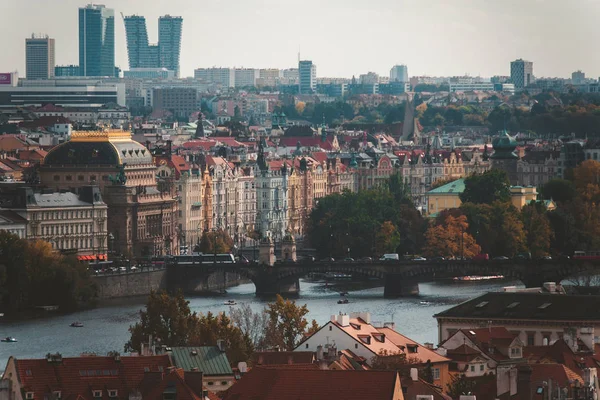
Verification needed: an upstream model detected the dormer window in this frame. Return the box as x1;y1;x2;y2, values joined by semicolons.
350;323;361;330
407;344;418;353
510;347;522;358
25;393;34;400
108;389;118;398
372;333;385;343
93;390;102;398
53;391;62;399
358;335;371;345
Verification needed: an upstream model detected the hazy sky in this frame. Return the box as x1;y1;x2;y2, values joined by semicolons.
2;0;599;79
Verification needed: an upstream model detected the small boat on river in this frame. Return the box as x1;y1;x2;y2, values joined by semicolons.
1;337;17;343
337;299;349;304
70;322;84;328
224;300;237;306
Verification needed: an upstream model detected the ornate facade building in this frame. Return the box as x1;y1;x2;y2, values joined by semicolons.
256;143;288;240
0;185;107;258
40;129;178;257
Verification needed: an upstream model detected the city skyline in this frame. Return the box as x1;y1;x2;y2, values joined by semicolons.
2;0;600;79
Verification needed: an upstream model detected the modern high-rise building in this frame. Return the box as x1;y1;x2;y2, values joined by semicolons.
26;34;55;80
510;59;533;89
55;65;81;77
298;60;316;94
158;16;183;77
79;4;115;77
123;14;183;77
390;65;408;83
572;70;586;85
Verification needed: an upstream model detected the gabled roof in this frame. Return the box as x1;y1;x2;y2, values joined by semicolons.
221;367;400;400
377;327;450;364
13;355;171;400
278;136;336;151
138;367;203;400
446;344;484;362
434;292;600;322
403;377;452;400
169;347;233;376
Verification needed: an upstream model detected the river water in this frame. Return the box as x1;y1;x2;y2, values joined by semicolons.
0;278;523;368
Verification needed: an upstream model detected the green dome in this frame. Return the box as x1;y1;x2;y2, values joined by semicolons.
491;132;518;159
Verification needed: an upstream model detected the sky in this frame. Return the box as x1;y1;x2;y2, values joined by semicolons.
2;0;600;80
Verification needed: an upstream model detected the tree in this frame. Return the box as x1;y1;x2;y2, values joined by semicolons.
230;304;269;350
446;374;476;398
125;290;198;353
371;350;421;378
295;101;306;115
375;221;401;255
196;229;234;254
521;203;553;258
460;169;511;204
188;312;253;365
540;179;576;203
422;360;434;384
388;173;411;203
265;295;318;351
573;160;600;203
422;215;481;259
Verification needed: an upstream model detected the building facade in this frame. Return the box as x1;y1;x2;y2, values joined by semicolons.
234;68;259;88
299;60;316;94
158;15;183;77
194;68;235;87
390;65;409;83
79;4;115;77
25;35;55;80
0;185;107;257
152;87;197;119
40;129;177;257
510;59;534;89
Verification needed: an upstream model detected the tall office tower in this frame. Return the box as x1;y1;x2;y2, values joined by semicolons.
158;15;183;77
79;4;115;77
298;60;316;94
390;65;408;83
123;15;158;69
572;70;586;85
26;34;55;79
510;59;534;90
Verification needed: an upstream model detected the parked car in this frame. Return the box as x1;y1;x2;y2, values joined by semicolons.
380;253;400;261
130;266;138;272
493;256;509;260
343;257;355;262
412;257;427;261
541;255;553;260
119;267;127;273
473;253;489;261
431;256;445;261
360;257;373;262
320;257;335;262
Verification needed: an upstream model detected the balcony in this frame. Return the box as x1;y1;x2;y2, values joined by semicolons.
191;202;202;208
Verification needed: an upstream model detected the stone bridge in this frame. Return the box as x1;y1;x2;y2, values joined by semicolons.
166;259;600;298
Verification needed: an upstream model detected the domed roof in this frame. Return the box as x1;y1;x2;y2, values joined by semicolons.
491;131;518;159
43;130;153;166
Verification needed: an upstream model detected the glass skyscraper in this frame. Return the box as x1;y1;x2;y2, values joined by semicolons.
79;4;115;77
123;14;183;77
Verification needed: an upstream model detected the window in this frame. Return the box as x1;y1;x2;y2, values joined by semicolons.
26;393;34;400
305;343;309;349
355;343;358;349
433;368;440;380
53;175;60;181
78;175;84;181
108;390;118;398
480;364;484;371
93;391;102;398
221;381;228;386
329;326;332;331
66;175;72;181
527;334;535;346
144;367;150;372
208;382;214;386
26;369;32;376
470;365;475;372
53;391;62;399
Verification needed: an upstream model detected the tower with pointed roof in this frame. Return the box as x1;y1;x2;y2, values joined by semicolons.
490;131;519;185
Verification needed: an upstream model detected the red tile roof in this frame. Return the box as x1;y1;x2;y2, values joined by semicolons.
279;136;335;151
403;377;452;400
12;354;171;400
139;367;203;400
221;367;400;400
252;351;315;366
181;140;217;150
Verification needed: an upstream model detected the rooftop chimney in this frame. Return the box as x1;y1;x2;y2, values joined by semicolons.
217;339;226;352
410;368;418;381
316;345;324;361
336;313;350;327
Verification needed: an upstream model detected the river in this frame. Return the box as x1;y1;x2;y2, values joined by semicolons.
0;278;523;368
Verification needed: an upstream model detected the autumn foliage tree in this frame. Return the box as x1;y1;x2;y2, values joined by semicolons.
376;221;401;255
195;229;234;254
521;203;553;258
265;294;319;351
423;215;481;259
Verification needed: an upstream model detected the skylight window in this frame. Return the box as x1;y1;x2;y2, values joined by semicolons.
538;303;552;309
507;302;520;309
476;301;488;308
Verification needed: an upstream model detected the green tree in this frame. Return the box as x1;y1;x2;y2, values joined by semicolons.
388;173;411;203
265;295;318;351
540;179;576;203
125;290;198;353
460;169;511;204
375;221;401;255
